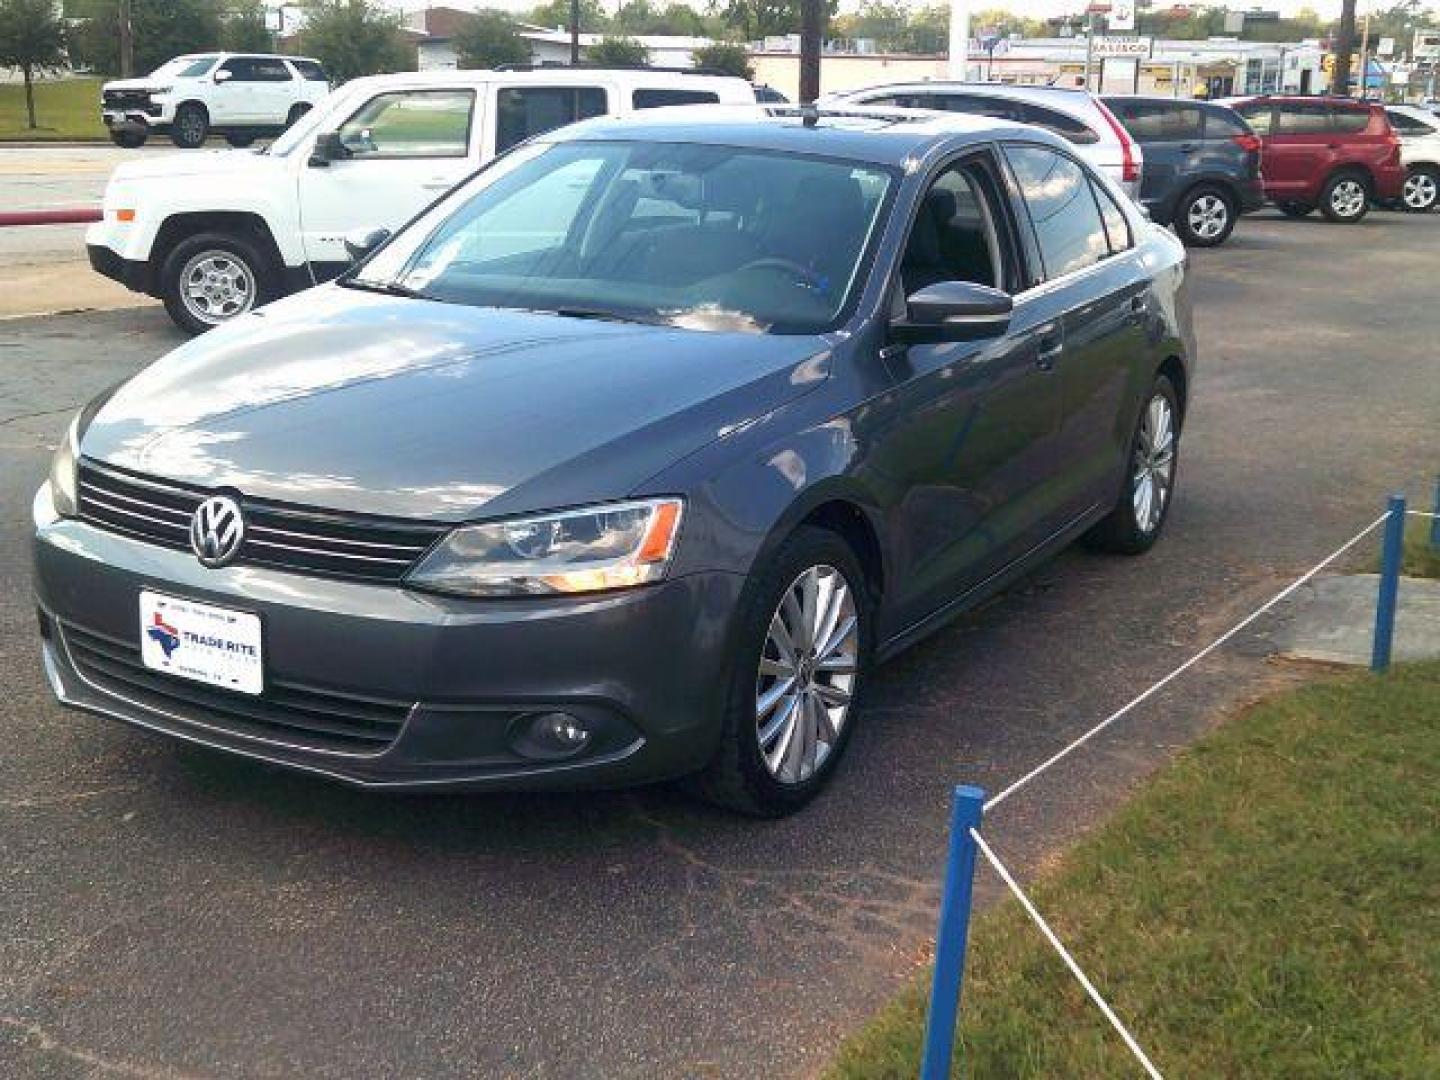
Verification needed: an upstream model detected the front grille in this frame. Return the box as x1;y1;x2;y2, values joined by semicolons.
61;620;412;755
77;459;446;584
103;89;151;110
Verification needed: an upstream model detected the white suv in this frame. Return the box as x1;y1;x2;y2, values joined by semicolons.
1385;105;1440;213
101;52;331;150
822;83;1144;201
89;67;756;333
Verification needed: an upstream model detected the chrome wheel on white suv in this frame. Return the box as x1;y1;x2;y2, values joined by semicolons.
159;231;273;335
1402;167;1439;212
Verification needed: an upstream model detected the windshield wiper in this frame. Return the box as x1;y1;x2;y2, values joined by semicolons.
343;278;433;301
545;306;665;326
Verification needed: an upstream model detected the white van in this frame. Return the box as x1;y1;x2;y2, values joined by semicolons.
87;67;756;333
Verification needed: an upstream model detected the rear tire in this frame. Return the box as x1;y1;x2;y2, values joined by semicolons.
1173;184;1235;247
224;131;257;148
109;128;146;149
1319;171;1370;223
1084;374;1181;555
690;526;872;817
170;103;209;149
1402;165;1439;213
1277;201;1314;218
159;231;274;335
285;103;311;129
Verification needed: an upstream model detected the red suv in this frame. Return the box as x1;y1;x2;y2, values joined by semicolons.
1224;96;1404;222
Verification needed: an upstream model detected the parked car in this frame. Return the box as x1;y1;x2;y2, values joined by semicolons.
87;67;756;334
1220;95;1405;222
1102;96;1264;246
39;106;1194;816
1384;105;1440;212
821;82;1145;201
101;52;330;149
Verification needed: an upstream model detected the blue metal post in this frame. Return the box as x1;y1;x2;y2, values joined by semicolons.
1372;494;1406;673
920;785;985;1080
1430;476;1439;551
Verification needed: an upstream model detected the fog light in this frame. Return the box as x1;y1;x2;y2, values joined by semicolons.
511;711;592;760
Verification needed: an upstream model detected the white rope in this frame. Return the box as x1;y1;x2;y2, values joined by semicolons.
984;511;1390;813
1406;510;1438;519
971;828;1165;1080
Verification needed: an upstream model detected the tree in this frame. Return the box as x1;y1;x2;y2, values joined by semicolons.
528;0;607;32
718;0;836;43
693;41;753;79
455;9;530;69
0;0;66;129
221;1;273;53
613;1;707;36
297;0;413;84
586;35;649;65
68;0;223;77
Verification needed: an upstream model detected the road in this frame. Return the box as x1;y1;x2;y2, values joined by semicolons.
2;211;1438;1078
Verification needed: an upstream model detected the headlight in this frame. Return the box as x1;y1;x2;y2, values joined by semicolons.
48;414;81;518
407;498;684;597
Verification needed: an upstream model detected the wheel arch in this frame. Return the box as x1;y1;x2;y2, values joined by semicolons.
749;484;889;606
1157;354;1189;427
151;211;287;294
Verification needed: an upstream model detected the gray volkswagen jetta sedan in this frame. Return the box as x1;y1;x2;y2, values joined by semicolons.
34;106;1194;815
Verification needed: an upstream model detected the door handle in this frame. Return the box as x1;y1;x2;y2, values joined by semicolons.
422;178;452;191
1036;337;1064;371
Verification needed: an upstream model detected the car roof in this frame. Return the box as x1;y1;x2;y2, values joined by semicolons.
544;104;1059;165
173;52;323;64
1223;94;1376;108
834;82;1102;112
1103;94;1234;112
341;68;749;92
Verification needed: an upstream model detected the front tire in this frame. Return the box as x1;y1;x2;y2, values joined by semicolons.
224;131;257;148
1173;184;1235;247
170;103;209;149
1085;374;1180;555
159;231;273;335
109;128;146;149
285;103;311;129
1402;166;1439;213
1319;172;1370;223
692;526;871;816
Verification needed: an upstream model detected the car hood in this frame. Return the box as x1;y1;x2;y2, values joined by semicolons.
108;148;279;184
81;287;832;522
102;77;172;93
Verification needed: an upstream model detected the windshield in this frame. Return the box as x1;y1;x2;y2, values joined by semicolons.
351;140;895;334
151;55;217;79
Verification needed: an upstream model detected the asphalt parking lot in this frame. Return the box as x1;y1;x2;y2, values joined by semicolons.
2;209;1438;1078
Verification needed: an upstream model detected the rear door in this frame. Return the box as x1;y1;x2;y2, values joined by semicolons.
1003;142;1151;521
1267;102;1334;199
247;56;297;124
1107;100;1204;220
488;84;609;158
296;87;480;272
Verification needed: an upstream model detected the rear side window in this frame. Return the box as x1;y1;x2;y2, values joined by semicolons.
1110;102;1204;142
1331;108;1371;134
1092;182;1131;253
1276;103;1332;134
338;89;475;159
1004;144;1110;279
1019;103;1099;145
633;88;720;109
250;58;293;82
291;59;329;82
1203;108;1250;139
1233;102;1273;135
1390;110;1438;135
496;86;607;154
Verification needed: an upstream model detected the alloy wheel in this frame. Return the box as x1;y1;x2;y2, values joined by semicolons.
1330;178;1367;219
180;251;256;325
1132;393;1176;535
755;564;858;785
1186;193;1229;241
1403;171;1438;211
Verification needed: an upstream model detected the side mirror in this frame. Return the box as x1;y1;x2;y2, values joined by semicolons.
308;130;349;167
214;68;233;84
344;227;391;263
892;281;1013;343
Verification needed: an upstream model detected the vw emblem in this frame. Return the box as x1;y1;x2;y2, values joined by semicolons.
189;495;246;567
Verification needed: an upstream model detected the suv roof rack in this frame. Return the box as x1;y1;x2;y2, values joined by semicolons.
492;63;734;78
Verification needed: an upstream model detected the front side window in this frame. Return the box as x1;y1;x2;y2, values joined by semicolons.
496;87;607;154
1004;144;1110;279
219;58;259;82
900;160;1010;295
338;90;475;159
155;56;218;79
352;140;895;334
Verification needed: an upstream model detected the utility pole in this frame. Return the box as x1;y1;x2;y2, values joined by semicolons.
569;0;580;65
948;0;970;80
119;0;134;78
1083;9;1096;89
1357;12;1371;99
1333;0;1357;95
799;0;823;102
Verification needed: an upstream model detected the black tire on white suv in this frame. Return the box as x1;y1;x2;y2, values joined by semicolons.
171;103;209;149
110;128;146;149
159;231;275;335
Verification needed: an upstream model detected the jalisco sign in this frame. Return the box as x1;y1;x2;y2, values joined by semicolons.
1091;36;1154;58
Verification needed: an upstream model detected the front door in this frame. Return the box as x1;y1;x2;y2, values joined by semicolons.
295;87;480;274
874;151;1063;633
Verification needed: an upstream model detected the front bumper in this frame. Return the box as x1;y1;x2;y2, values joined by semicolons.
88;242;152;294
34;492;746;791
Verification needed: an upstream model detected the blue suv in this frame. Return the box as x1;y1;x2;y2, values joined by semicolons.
1105;96;1266;247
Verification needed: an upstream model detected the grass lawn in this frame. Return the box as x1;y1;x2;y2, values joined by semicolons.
0;77;107;141
829;661;1440;1078
1400;527;1440;580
